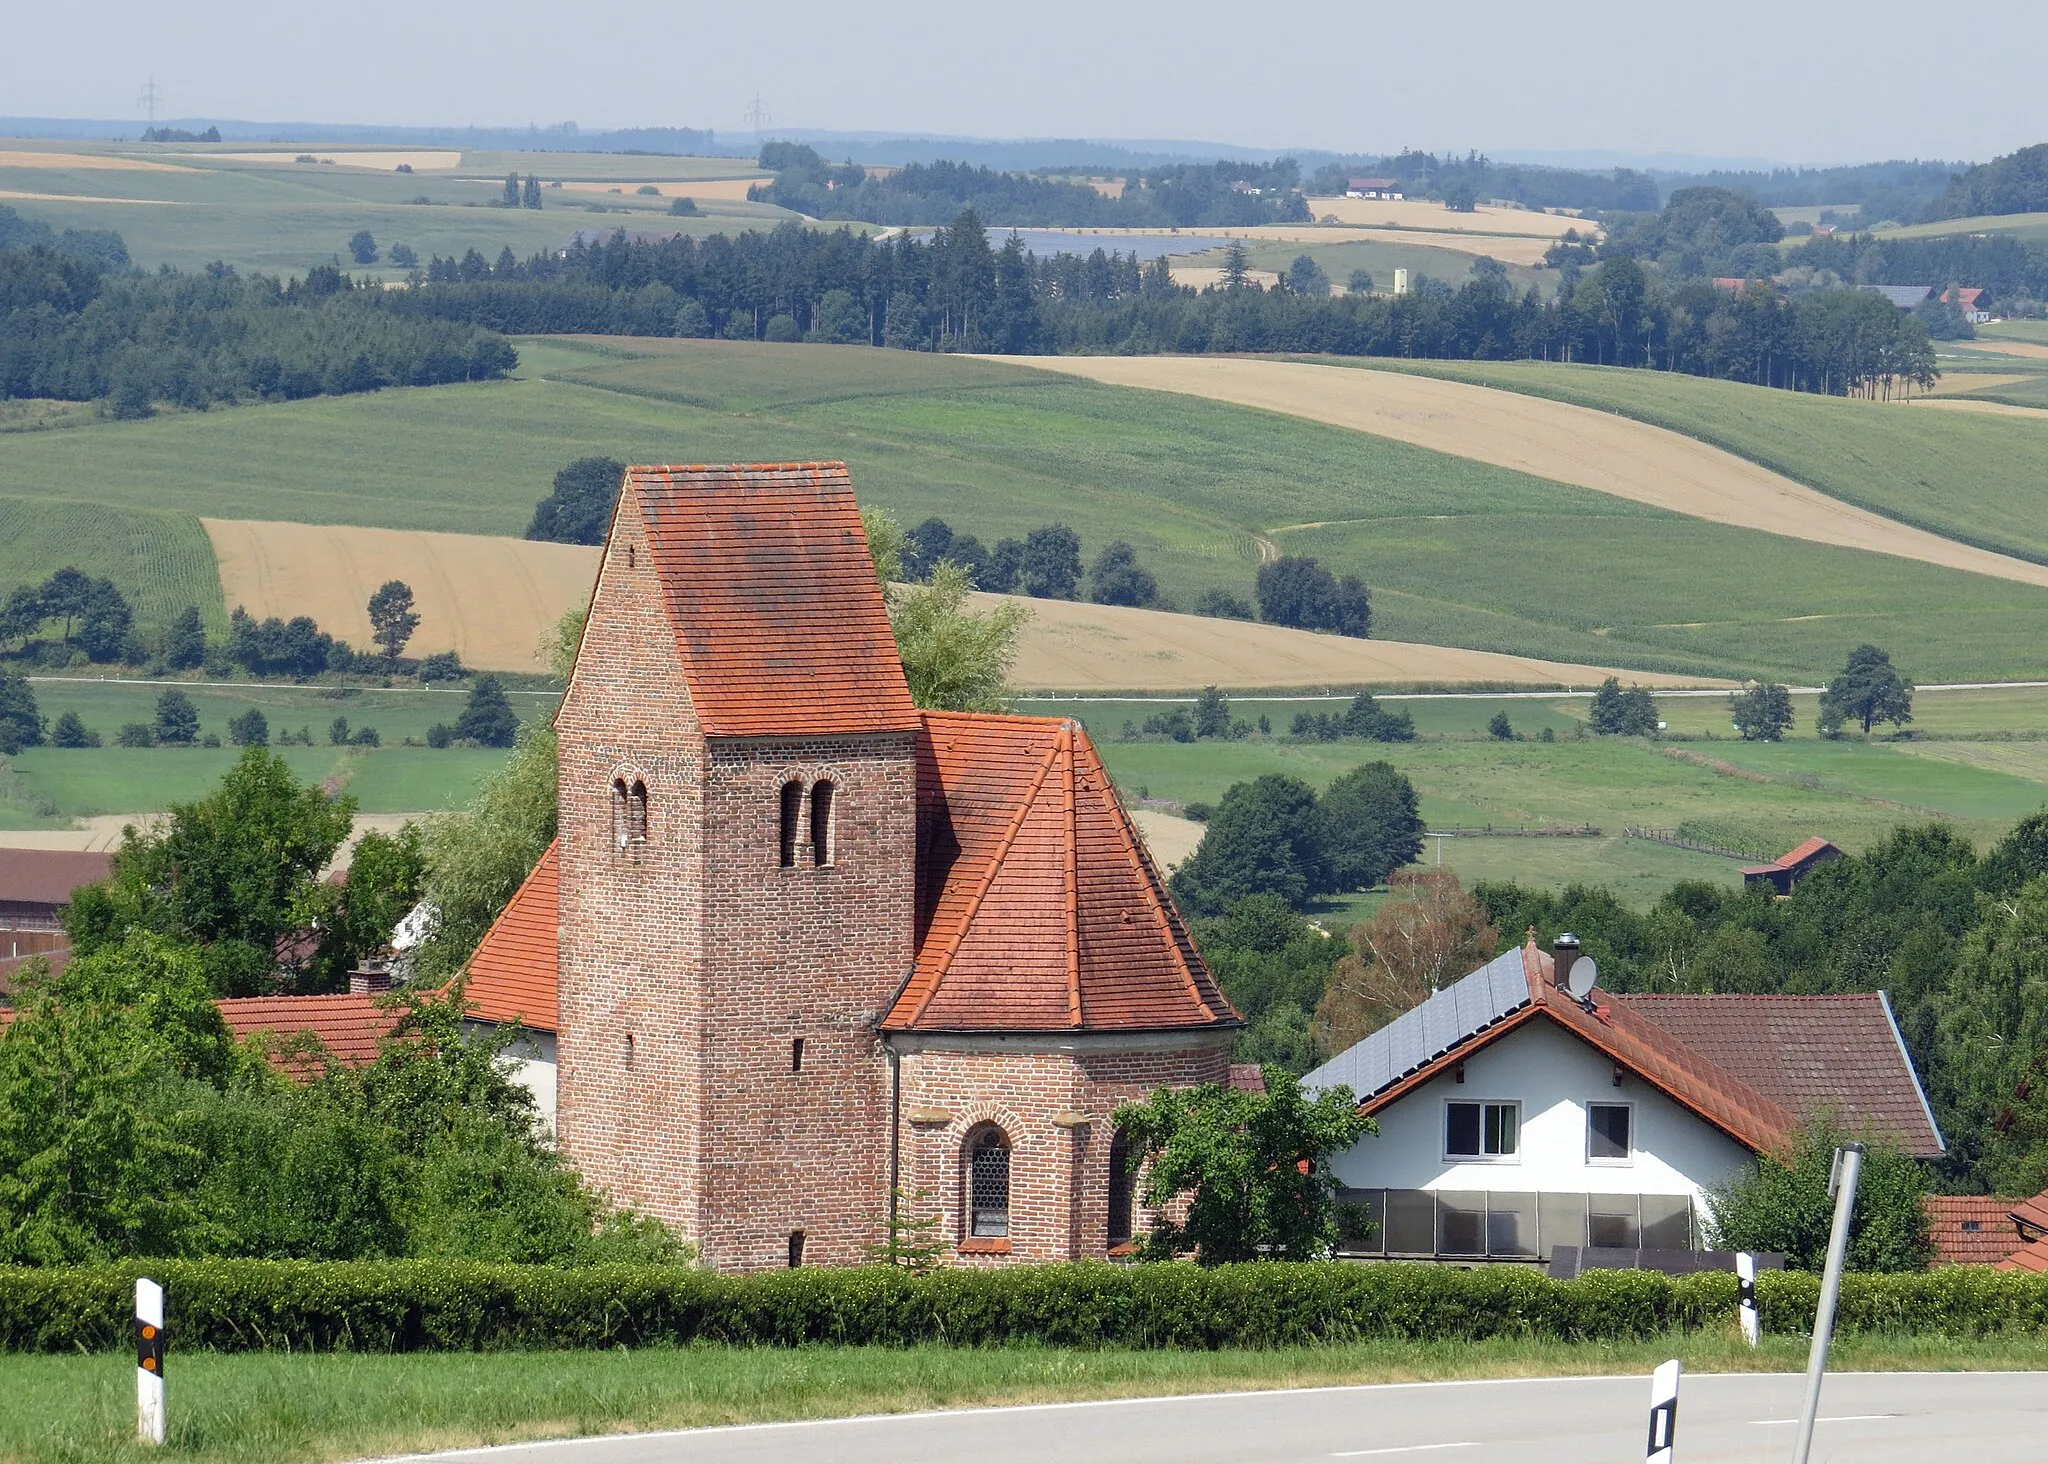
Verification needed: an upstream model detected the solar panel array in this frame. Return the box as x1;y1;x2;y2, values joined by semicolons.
1303;947;1532;1100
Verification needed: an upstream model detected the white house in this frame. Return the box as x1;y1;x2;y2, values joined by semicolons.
1304;933;1943;1263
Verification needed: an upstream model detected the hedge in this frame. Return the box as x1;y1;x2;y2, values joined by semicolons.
5;1261;2046;1353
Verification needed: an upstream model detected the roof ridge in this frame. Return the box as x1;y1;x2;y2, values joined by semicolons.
1062;723;1082;1029
895;735;1067;1030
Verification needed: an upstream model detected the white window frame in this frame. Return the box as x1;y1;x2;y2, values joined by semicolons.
1587;1101;1634;1166
1443;1099;1521;1163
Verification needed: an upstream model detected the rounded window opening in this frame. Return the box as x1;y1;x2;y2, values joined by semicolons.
966;1124;1012;1239
778;780;804;868
809;780;835;867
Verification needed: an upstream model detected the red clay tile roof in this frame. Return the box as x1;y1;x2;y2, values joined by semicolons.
627;463;920;738
2000;1239;2048;1272
2008;1188;2048;1238
461;842;559;1031
1925;1195;2024;1265
1616;992;1943;1157
1353;939;1798;1156
0;849;113;907
216;993;401;1065
1740;837;1843;877
886;712;1237;1034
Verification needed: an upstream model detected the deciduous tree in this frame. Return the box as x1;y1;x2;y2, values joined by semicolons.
1818;644;1913;736
1314;870;1496;1056
367;580;421;663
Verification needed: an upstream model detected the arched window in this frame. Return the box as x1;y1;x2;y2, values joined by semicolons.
627;779;649;845
1107;1128;1136;1247
809;780;835;867
966;1125;1012;1239
778;780;804;867
610;779;630;849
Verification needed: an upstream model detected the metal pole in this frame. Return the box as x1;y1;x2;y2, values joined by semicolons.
1790;1144;1862;1464
1646;1358;1680;1463
136;1276;165;1445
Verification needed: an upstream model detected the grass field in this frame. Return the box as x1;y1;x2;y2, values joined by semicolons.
1230;236;1551;297
1345;357;2048;571
0;495;223;637
5;1335;2039;1464
1878;210;2048;245
0;142;790;278
13;338;2048;684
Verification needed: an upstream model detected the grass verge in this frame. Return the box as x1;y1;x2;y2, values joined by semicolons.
8;1335;2046;1464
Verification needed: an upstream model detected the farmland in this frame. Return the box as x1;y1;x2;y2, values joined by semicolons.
11;338;2048;684
0;495;222;637
1335;356;2048;570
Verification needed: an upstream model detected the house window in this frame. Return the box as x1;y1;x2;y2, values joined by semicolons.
1107;1129;1135;1246
778;780;804;867
1589;1103;1632;1163
809;780;835;866
1445;1101;1519;1160
967;1125;1012;1238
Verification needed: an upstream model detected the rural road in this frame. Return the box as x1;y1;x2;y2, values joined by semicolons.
371;1370;2048;1463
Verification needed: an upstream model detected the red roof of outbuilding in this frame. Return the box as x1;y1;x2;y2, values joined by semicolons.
887;712;1236;1034
0;849;113;907
216;993;399;1065
1616;992;1943;1157
461;843;558;1029
1925;1195;2022;1266
1740;837;1843;878
628;463;920;738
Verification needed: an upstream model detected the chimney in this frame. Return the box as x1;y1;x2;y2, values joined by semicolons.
349;961;393;996
1551;933;1580;991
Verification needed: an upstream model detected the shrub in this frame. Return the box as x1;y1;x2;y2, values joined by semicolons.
426;722;455;749
416;651;466;684
763;313;802;342
116;723;154;748
6;1260;2046;1353
50;711;100;748
226;708;269;748
152;690;199;746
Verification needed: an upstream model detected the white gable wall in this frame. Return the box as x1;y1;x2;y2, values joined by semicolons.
1326;1019;1754;1209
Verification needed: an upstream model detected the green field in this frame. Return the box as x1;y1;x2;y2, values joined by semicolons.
6;1336;2041;1464
0;144;791;279
12;337;2048;683
1878;210;2048;245
0;496;222;637
1335;357;2048;570
1221;237;1549;298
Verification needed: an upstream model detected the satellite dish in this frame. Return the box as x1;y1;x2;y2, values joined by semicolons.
1567;956;1598;1002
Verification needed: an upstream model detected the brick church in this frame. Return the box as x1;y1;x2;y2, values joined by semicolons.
462;462;1240;1272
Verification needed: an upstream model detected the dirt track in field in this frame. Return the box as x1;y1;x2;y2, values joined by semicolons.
200;518;1726;687
994;355;2048;591
0;150;199;172
204;519;600;673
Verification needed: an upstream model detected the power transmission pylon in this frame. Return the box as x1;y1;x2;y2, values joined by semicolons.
139;77;164;127
744;92;770;139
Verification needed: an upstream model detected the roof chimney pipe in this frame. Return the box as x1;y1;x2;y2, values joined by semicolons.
1551;933;1580;991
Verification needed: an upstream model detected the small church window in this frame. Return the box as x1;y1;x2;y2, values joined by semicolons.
779;781;804;867
787;1230;806;1268
791;1037;805;1073
967;1125;1012;1239
611;779;630;849
1107;1128;1135;1247
627;780;649;844
810;780;836;867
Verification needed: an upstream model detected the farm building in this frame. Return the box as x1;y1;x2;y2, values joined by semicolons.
1740;837;1844;894
452;462;1237;1272
1941;286;1993;323
1345;177;1404;199
0;849;113;994
1863;284;1936;309
1303;932;1940;1264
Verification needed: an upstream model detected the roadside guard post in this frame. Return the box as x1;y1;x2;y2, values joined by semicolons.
1647;1358;1680;1463
1737;1251;1760;1347
136;1276;166;1445
1791;1143;1863;1464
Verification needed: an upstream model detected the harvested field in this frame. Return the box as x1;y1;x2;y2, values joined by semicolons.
979;592;1728;692
0;190;185;205
204;519;599;673
0;149;197;172
996;356;2048;591
1960;339;2048;362
1015;225;1555;266
191;150;464;171
1129;810;1203;871
1169;265;1282;291
1308;198;1588;236
1910;398;2048;419
548;177;760;201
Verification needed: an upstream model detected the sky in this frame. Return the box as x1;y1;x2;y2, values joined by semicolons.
4;0;2043;166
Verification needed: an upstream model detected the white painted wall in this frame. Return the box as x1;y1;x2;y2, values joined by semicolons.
465;1020;558;1132
1325;1019;1753;1209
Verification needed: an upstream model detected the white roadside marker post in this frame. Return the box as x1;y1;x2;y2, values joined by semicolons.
1790;1143;1863;1464
1737;1251;1760;1347
136;1276;166;1445
1647;1358;1680;1463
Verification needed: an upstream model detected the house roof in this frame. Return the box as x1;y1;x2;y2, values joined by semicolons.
1348;177;1398;189
1303;936;1798;1154
1616;992;1944;1157
1739;837;1844;879
886;712;1236;1034
458;716;1236;1040
1925;1195;2022;1266
461;842;559;1029
0;849;113;907
626;462;920;739
1864;284;1935;308
216;993;400;1066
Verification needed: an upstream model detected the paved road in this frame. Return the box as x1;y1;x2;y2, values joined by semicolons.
376;1370;2048;1464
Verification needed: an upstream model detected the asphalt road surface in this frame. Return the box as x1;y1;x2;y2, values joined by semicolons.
375;1370;2048;1464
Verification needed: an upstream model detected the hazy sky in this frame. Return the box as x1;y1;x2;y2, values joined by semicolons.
5;0;2042;165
